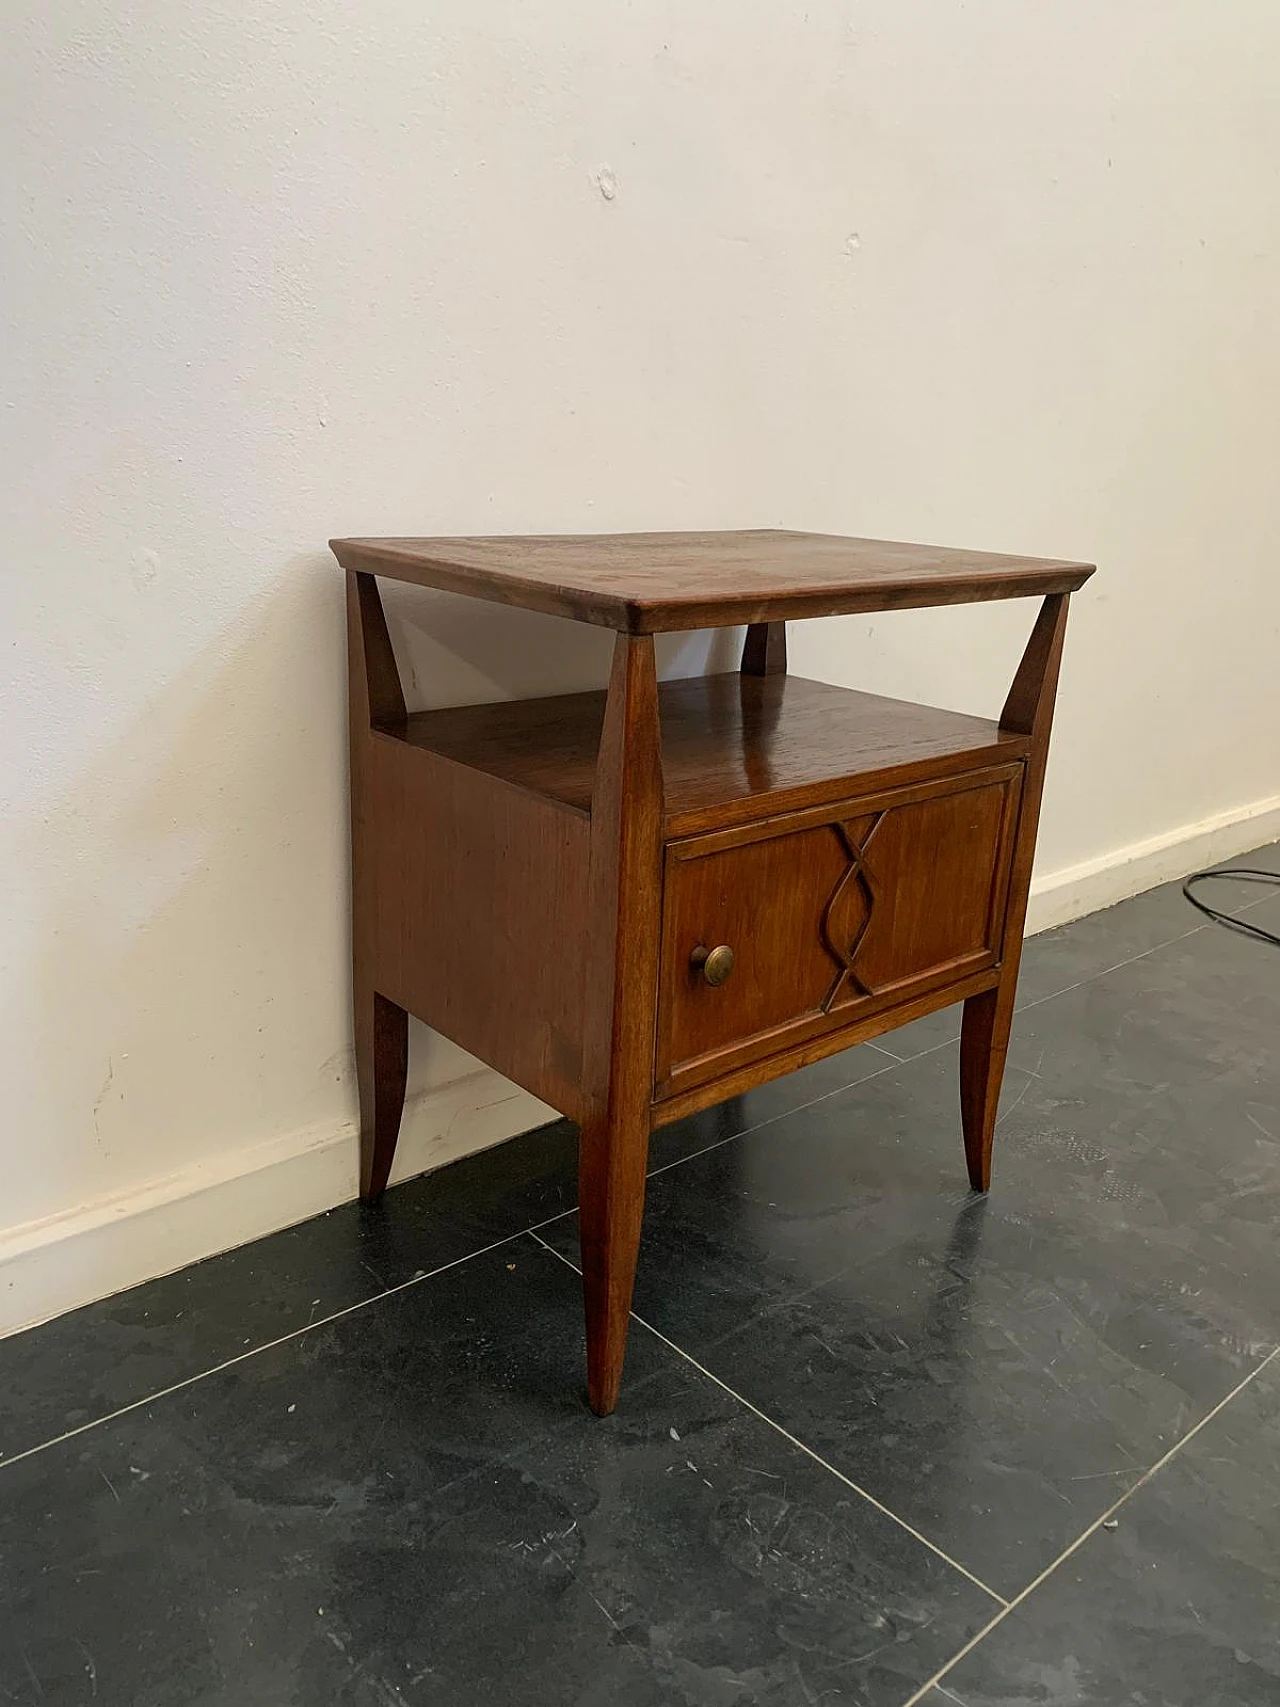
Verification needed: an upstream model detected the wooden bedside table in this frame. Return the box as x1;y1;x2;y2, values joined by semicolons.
331;530;1094;1414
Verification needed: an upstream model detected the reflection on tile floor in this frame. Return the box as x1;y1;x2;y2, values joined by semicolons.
0;847;1276;1704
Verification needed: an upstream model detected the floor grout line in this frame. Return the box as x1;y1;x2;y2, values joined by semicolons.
888;911;1250;1074
644;1057;907;1180
4;869;1271;1480
833;930;1208;1077
894;1342;1280;1707
0;879;1272;1688
0;933;1193;1473
0;1229;535;1476
527;1230;1011;1610
866;1039;907;1062
1012;928;1207;1022
0;1066;902;1472
1005;871;1277;1027
0;909;1123;1472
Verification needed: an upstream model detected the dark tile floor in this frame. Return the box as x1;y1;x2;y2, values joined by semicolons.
1;846;1277;1705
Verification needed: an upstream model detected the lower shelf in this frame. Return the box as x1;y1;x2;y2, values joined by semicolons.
399;672;1029;834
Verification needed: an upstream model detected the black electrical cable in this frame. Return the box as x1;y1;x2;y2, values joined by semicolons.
1182;868;1280;947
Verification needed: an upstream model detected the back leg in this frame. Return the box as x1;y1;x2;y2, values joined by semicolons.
355;988;408;1200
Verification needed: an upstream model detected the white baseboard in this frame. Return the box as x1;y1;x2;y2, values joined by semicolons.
1026;789;1280;936
0;1071;555;1340
2;791;1276;1343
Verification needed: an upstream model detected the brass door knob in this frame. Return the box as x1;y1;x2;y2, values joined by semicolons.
691;943;735;987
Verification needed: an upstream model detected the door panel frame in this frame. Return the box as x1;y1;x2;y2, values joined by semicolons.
653;762;1024;1100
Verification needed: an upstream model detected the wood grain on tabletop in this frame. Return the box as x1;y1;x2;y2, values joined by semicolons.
330;530;1095;632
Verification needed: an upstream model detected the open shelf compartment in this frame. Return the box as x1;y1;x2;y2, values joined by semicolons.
393;672;1030;836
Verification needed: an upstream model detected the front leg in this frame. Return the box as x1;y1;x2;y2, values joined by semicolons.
579;631;664;1415
960;592;1070;1189
579;1095;651;1416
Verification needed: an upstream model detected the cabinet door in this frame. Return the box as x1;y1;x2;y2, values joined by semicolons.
655;764;1022;1099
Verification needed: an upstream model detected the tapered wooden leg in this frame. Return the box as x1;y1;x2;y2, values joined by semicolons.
961;592;1072;1191
578;1103;650;1416
741;621;786;676
355;988;408;1201
579;633;664;1416
347;568;409;1203
959;982;1015;1191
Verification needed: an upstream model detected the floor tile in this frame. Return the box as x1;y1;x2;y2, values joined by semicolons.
879;840;1278;1065
0;1240;993;1707
2;841;1275;1704
0;1041;896;1468
3;1052;885;1471
647;1044;902;1173
1212;836;1280;876
0;1115;577;1466
543;891;1280;1596
873;875;1200;1063
1003;889;1280;1177
938;1353;1280;1706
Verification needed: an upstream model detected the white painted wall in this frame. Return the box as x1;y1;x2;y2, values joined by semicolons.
4;0;1279;1330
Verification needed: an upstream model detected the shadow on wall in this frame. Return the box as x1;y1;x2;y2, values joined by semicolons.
10;553;742;1256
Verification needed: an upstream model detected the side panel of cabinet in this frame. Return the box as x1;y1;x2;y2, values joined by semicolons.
367;733;592;1121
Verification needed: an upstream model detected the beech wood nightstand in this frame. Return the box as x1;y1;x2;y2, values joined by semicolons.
331;530;1094;1414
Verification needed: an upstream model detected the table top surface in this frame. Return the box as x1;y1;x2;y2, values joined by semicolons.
331;529;1094;633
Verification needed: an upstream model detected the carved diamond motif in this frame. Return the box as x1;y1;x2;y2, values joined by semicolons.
820;813;884;1009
